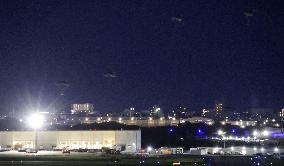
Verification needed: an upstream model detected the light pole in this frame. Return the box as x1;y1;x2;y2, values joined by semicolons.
218;130;226;148
28;113;44;152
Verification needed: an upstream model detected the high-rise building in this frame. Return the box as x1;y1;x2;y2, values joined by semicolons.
150;105;163;118
280;108;284;117
171;106;189;118
71;103;94;114
215;102;223;113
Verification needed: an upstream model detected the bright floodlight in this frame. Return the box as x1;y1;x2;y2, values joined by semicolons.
217;130;224;135
147;146;152;152
252;130;259;137
28;113;44;129
262;130;269;137
260;147;264;152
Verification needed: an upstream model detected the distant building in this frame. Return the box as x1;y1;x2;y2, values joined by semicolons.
280;109;284;117
122;107;136;117
181;117;214;125
201;108;209;117
71;103;94;114
215;102;223;114
149;105;164;118
199;108;216;119
171;106;190;118
248;108;276;118
80;117;180;127
0;130;141;152
230;111;252;121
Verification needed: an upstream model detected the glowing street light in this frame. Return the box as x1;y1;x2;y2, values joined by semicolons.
260;147;265;152
28;113;44;152
217;130;224;135
262;130;269;137
28;113;44;129
147;146;152;152
242;146;247;155
252;130;259;137
217;130;226;148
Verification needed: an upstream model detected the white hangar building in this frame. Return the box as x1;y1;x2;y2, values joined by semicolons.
0;130;141;152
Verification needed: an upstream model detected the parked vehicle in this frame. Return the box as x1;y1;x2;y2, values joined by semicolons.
104;148;120;154
74;148;88;152
87;149;101;153
18;148;26;152
53;148;62;151
26;149;37;153
0;149;10;152
62;149;71;154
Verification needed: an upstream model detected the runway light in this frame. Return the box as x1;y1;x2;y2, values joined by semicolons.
274;147;279;152
28;113;44;129
253;147;257;151
231;146;234;150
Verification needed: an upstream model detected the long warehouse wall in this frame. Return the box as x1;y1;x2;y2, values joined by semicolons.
0;130;141;152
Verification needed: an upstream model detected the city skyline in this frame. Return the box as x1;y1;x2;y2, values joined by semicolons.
1;0;284;113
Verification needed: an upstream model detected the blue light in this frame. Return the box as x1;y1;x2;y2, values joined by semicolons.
169;128;173;132
196;129;204;135
231;129;236;133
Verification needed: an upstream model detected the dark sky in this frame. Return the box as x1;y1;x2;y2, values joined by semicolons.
0;0;283;113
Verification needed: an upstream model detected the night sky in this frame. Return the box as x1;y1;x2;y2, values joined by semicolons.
0;0;283;113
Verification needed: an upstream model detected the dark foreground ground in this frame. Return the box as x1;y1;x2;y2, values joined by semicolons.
0;153;283;166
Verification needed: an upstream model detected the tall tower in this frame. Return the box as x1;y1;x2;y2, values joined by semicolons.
215;102;223;114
